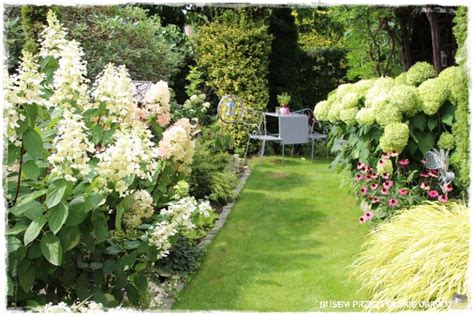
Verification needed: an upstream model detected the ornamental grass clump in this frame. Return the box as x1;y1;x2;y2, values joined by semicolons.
351;201;469;312
405;61;436;86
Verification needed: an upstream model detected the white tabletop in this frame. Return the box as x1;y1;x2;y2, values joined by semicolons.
264;112;308;118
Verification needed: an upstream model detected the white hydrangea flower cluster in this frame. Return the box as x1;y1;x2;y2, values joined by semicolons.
91;64;137;126
157;118;195;168
123;189;155;229
10;51;45;106
148;197;213;258
96;122;158;196
144;80;171;127
147;281;167;309
48;110;95;182
39;11;68;59
50;40;89;111
33;300;104;313
3;73;25;146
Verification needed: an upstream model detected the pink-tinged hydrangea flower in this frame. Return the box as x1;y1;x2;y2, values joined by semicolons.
438;194;449;203
388;198;398;207
398;188;409;196
383;181;393;189
381;188;389;195
360;187;368;195
356;174;364;181
370;183;379;190
382;172;391;180
420;182;430;191
399;159;409;167
371;197;380;204
444;183;453;192
364;211;374;220
428;190;439;199
359;216;366;224
420;172;429;178
157;113;171;127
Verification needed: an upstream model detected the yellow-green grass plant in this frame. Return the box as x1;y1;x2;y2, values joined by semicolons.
351;201;469;312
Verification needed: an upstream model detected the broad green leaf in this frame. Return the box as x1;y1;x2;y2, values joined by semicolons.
126;284;140;306
7;276;14;296
45;179;68;208
27;241;42;259
442;111;454;126
58;226;81;251
13;190;47;209
410;113;426;132
7;236;22;254
48;201;69;234
132;273;148;292
92;211;108;243
25;104;38;127
24;215;47;245
22;160;40;181
7;223;29;235
427;117;438;131
23;128;44;160
7;144;20;164
418;131;434;154
40;232;63;266
18;260;36;293
91;125;104;144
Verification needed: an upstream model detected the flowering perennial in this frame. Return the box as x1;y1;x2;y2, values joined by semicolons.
48;110;95;182
123;190;155;229
39;10;68;59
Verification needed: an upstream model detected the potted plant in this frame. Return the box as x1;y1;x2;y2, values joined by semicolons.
277;92;291;114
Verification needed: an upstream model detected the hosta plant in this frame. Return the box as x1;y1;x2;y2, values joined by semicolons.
351;201;469;312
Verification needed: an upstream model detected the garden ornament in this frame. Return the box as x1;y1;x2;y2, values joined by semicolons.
422;148;455;191
217;95;245;124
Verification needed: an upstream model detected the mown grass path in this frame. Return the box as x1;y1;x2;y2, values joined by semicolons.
174;157;370;311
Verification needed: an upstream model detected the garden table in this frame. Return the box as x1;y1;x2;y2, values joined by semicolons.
264;112;309;157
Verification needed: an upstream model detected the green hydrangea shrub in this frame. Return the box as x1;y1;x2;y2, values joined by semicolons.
380;122;409;153
405;61;436;86
418;78;449;115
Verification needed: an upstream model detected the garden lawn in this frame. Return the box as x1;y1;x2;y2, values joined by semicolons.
174;157;370;311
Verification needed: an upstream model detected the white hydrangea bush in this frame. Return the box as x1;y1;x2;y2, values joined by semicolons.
4;10;216;310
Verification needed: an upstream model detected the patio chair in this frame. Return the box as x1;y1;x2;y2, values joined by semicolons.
244;109;282;159
293;108;328;160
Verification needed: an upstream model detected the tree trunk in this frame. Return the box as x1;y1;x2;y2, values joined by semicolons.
395;7;414;71
426;9;442;74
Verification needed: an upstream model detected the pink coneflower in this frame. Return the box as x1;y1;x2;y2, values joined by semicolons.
388;198;398;207
438;194;449;203
377;159;385;167
359;216;366;224
368;167;374;173
428;170;438;178
382;172;391;180
390;150;399;157
357;162;366;170
364;211;374;220
381;152;390;160
370;173;378;179
428;190;439;199
420;182;430;191
421;159;427;164
444;183;453;192
398;188;409;196
356;174;364;181
361;166;368;174
365;175;372;181
383;181;394;189
370;183;379;190
381;187;389;195
360;187;368;195
371;197;380;204
420;172;430;178
399;159;409;167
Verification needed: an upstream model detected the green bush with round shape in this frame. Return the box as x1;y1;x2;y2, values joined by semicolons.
365;77;395;108
314;100;330;121
394;71;407;85
438;132;455;150
380;122;409;153
339;107;359;125
418;78;449;115
374;103;402;127
355;107;376;125
405;61;436;87
388;84;421;117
